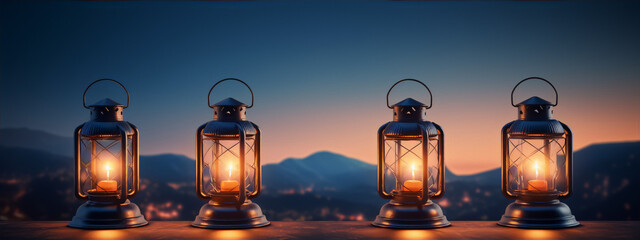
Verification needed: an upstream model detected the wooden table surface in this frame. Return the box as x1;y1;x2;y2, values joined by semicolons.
1;221;639;239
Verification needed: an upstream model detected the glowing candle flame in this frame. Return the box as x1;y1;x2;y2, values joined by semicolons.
528;160;548;191
105;164;111;180
403;163;422;192
411;164;415;179
228;164;233;179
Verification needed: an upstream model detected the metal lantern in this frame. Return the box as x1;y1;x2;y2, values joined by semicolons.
69;79;147;229
498;77;579;229
372;79;450;229
192;78;269;229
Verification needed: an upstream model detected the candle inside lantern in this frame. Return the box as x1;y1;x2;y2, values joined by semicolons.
97;180;117;192
403;180;423;192
527;161;548;191
221;180;240;192
220;164;240;192
96;164;117;192
527;180;547;191
402;164;423;192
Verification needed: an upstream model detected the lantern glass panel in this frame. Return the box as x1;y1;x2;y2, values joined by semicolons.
506;137;568;196
201;137;256;195
79;136;133;195
383;137;440;196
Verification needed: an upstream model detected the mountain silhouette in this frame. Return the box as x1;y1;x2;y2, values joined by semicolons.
0;128;638;221
565;141;640;220
140;154;195;183
263;151;376;193
0;128;73;157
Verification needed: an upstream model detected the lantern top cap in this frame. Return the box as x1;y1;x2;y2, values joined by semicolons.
516;96;553;107
88;98;124;107
213;97;247;107
393;98;426;107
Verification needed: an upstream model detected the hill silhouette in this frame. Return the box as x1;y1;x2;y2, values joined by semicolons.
0;128;72;157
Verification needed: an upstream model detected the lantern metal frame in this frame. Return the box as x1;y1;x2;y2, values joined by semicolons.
192;78;270;229
69;79;147;229
497;77;579;229
372;79;450;229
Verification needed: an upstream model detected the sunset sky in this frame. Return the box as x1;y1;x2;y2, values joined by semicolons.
1;1;638;174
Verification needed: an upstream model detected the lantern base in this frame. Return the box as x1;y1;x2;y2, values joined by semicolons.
498;199;580;229
192;200;270;229
372;200;451;229
68;199;148;229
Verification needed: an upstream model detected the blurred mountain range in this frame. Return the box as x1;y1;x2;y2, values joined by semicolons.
0;128;638;221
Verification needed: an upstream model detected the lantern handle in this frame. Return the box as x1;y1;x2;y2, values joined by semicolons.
208;78;254;109
386;79;432;109
511;77;558;107
83;79;130;109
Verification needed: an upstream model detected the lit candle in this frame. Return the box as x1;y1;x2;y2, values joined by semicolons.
402;164;423;192
97;164;117;192
220;164;239;192
527;180;547;191
403;180;423;192
527;161;548;191
221;180;240;192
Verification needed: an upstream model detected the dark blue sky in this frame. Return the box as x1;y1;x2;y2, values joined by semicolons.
1;1;638;174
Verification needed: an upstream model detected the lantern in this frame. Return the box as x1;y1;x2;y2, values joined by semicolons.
498;77;579;228
192;78;270;229
69;79;147;229
372;79;450;229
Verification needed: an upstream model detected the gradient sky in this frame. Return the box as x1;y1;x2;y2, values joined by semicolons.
1;1;638;174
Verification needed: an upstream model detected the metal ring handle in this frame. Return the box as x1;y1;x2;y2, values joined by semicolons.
208;78;254;108
386;79;432;109
511;77;558;107
83;79;130;109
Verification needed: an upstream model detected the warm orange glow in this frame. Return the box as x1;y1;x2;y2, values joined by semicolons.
411;164;415;179
527;180;547;191
82;230;124;240
403;180;422;192
220;163;239;192
105;164;111;180
210;230;248;240
96;151;118;181
517;229;559;239
394;229;434;239
405;164;420;191
96;180;117;192
220;180;240;192
96;162;117;192
402;156;422;180
218;153;240;180
528;159;547;191
529;156;546;179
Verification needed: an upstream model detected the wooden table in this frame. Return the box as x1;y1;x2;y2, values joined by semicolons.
1;221;639;239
